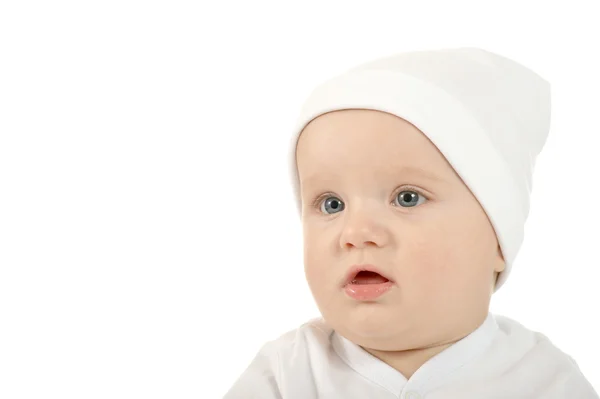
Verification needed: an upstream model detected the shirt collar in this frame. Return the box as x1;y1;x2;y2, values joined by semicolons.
331;312;499;395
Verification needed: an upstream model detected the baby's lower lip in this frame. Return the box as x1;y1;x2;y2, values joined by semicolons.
344;281;393;301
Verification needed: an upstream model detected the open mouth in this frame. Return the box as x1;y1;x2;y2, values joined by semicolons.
350;270;390;285
344;268;394;301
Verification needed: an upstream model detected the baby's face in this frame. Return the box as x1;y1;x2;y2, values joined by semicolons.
296;109;505;351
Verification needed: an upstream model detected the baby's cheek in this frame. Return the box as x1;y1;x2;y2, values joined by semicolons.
303;249;330;289
304;263;340;314
403;237;461;291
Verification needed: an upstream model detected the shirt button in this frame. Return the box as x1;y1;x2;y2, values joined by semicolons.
405;391;422;399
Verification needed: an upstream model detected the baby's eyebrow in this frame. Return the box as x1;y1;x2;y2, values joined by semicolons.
301;166;444;186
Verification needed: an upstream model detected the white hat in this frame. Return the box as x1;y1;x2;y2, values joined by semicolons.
288;47;551;292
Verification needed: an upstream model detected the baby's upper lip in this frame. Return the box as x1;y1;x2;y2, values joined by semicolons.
343;264;393;286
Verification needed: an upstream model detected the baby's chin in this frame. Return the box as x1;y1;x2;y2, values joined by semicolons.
324;303;417;348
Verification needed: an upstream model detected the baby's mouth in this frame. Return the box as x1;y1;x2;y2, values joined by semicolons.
350;270;390;285
343;268;394;301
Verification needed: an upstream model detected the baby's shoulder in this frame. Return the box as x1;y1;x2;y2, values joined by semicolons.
263;316;334;354
246;317;334;376
490;313;598;396
491;313;585;371
224;318;333;398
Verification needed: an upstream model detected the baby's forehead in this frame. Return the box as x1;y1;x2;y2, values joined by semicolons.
300;165;447;188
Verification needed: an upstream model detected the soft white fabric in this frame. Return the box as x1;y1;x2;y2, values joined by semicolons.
224;313;598;398
287;47;552;292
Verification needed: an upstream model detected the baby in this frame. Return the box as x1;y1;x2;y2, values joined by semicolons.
223;47;598;398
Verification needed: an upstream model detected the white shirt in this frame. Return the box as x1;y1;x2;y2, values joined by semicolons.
223;313;598;398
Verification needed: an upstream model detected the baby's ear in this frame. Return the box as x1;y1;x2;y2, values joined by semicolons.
494;245;506;275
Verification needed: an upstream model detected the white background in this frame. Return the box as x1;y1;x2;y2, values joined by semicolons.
1;1;598;398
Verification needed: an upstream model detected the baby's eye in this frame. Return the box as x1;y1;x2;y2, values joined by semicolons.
394;190;427;208
317;189;427;215
320;196;345;215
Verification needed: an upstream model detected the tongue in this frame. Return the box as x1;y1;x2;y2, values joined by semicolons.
352;271;389;284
